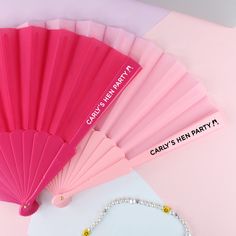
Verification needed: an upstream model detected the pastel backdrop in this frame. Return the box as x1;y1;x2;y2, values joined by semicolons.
0;0;235;236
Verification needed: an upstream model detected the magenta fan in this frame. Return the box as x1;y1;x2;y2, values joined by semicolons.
46;20;223;207
0;23;141;215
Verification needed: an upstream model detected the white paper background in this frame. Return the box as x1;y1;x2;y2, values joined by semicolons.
29;172;185;236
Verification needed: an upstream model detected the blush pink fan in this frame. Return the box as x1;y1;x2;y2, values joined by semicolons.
47;20;223;207
0;23;141;216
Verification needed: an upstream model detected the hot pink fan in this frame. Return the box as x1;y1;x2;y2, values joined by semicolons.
0;23;141;215
46;20;223;207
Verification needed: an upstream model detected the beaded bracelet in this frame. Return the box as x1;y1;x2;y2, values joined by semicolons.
82;197;191;236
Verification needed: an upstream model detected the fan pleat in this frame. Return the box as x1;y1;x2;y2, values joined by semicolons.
71;146;125;189
10;131;24;197
55;131;94;193
19;27;48;130
120;84;207;151
66;131;106;187
97;39;164;132
69;137;116;187
47;21;222;207
0;182;18;203
0;134;22;199
0;30;21;131
127;98;218;158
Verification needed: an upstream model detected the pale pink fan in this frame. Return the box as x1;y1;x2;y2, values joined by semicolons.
0;23;141;215
46;20;223;207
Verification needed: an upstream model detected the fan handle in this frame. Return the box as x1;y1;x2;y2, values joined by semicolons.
19;200;39;216
51;195;72;207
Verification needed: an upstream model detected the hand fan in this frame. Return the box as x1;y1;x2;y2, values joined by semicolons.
0;24;141;216
47;20;223;208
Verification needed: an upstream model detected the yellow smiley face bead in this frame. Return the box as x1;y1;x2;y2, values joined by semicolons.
82;228;91;236
162;205;171;214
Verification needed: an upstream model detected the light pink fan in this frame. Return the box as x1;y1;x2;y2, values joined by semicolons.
0;23;141;215
47;20;223;207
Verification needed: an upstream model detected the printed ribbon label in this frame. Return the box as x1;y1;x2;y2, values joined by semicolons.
86;61;141;126
150;118;220;156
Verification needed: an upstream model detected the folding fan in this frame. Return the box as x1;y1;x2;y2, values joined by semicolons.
0;24;141;216
46;20;223;207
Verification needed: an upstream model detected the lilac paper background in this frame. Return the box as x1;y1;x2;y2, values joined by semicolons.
0;0;168;35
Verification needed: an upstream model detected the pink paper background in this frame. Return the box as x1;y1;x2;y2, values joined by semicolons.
137;12;236;236
0;203;30;235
